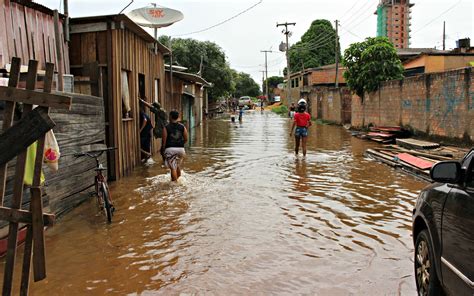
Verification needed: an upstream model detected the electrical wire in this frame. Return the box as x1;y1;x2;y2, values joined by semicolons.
232;55;284;69
412;0;462;34
173;0;263;37
342;0;376;27
339;25;364;40
339;1;360;22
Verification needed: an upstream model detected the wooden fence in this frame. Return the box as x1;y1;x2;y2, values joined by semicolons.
0;0;69;75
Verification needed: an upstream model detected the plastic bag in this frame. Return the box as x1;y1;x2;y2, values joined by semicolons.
44;130;60;172
24;141;45;186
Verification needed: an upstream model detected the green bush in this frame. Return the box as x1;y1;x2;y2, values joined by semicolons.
271;105;289;115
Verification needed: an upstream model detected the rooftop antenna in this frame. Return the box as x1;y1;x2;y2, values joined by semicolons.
119;0;134;14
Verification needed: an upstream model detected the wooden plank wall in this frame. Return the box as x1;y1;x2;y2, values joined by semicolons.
0;0;69;75
0;93;106;229
70;23;167;180
164;72;184;116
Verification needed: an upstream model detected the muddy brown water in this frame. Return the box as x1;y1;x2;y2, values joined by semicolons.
3;111;427;295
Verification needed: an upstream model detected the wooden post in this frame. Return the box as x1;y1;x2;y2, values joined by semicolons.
0;57;20;205
0;57;72;295
54;10;64;91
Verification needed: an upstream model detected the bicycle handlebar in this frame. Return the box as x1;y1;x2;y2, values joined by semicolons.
74;147;116;158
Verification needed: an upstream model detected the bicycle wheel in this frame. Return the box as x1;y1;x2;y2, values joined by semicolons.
100;184;113;223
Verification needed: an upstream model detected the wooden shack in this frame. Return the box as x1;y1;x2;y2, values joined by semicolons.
0;0;69;80
69;14;170;180
165;69;210;133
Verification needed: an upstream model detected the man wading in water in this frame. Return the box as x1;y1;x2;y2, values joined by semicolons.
289;99;312;157
161;110;188;181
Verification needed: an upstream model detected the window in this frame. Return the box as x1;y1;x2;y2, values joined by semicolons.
121;70;132;118
154;79;160;103
463;152;474;187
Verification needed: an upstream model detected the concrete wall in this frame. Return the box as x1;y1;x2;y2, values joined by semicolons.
309;87;351;124
352;67;474;141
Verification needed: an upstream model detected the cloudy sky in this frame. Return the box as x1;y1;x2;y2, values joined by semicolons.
36;0;473;83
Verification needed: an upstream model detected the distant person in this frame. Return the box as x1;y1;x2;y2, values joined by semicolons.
139;97;168;161
139;101;154;162
238;106;244;122
162;110;188;181
289;99;312;157
230;110;236;123
289;102;296;118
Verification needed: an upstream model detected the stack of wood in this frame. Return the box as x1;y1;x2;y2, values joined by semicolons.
365;138;469;182
352;126;409;144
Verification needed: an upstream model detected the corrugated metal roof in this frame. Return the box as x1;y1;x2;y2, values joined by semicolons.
167;70;211;87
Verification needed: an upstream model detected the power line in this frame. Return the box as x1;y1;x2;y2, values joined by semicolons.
339;1;360;22
340;25;364;40
342;0;375;27
173;0;263;37
232;54;284;69
412;0;462;34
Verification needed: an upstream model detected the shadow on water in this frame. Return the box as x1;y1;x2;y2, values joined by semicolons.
2;111;427;295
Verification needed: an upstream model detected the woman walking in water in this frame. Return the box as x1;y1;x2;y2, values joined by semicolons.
162;110;188;181
289;99;312;157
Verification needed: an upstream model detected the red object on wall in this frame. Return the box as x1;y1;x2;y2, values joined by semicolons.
0;227;28;257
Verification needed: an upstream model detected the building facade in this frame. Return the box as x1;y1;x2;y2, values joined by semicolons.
376;0;414;49
70;14;170;180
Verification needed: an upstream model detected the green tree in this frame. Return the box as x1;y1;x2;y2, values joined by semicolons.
233;71;260;98
263;76;284;94
288;19;340;73
343;37;404;97
158;36;234;100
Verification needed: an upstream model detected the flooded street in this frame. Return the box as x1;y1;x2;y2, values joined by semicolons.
13;111;426;295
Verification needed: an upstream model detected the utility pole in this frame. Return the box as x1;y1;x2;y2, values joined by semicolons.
64;0;69;42
442;21;446;51
261;49;272;101
260;70;265;94
334;20;339;88
277;22;295;105
198;55;204;76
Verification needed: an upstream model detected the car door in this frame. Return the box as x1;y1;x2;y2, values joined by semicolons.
441;151;474;294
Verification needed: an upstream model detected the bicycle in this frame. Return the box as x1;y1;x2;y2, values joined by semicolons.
74;147;116;223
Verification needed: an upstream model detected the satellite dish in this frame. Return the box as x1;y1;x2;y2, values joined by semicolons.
126;5;184;28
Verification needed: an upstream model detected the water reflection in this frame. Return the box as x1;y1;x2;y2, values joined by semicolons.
1;111;427;295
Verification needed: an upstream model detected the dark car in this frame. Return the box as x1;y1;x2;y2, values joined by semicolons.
412;149;474;295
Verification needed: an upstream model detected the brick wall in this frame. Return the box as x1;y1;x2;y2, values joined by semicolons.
309;68;346;85
351;67;474;141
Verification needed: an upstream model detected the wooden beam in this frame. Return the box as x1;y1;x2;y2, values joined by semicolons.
32;63;54;283
0;207;55;226
0;108;55;166
0;87;72;109
0;57;21;205
53;10;64;91
70;22;108;34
